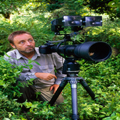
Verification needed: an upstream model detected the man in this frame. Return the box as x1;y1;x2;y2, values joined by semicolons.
4;30;65;105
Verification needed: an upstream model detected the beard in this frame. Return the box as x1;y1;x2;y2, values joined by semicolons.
24;46;35;53
16;46;35;54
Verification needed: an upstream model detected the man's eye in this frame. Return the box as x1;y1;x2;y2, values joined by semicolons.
29;39;33;42
20;41;24;44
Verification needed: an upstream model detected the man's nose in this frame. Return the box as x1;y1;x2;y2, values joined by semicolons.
26;41;31;45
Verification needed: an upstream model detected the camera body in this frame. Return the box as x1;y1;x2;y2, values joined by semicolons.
51;16;102;33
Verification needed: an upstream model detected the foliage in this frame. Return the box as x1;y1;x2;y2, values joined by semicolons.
44;0;64;11
37;0;85;15
0;0;28;19
43;0;120;20
0;56;56;119
0;91;21;119
0;56;22;119
0;56;22;98
84;0;120;20
0;19;15;55
76;55;120;120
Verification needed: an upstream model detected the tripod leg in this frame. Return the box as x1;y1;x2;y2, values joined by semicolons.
49;80;68;106
70;79;79;120
79;78;95;100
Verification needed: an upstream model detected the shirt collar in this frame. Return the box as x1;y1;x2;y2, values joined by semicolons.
16;47;41;60
16;50;24;59
35;47;41;57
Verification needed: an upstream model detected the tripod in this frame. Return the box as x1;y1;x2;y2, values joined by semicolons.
49;58;95;120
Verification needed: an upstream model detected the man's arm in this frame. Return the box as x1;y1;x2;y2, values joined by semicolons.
51;53;66;85
49;53;66;93
35;73;57;81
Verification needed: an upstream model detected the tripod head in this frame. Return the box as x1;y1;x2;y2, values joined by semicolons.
62;57;80;76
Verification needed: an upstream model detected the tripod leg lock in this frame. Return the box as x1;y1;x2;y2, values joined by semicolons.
72;114;79;120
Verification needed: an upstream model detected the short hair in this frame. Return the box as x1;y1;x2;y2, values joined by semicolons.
8;30;32;44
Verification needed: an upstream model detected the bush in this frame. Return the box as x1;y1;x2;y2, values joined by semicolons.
0;56;56;119
0;56;22;119
75;55;120;120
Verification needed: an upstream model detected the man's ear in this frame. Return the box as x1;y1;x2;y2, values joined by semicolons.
10;43;16;49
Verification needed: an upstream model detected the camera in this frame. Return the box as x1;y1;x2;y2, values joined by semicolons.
39;16;112;74
39;16;111;60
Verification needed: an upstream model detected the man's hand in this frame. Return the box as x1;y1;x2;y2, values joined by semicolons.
50;84;59;94
35;73;57;81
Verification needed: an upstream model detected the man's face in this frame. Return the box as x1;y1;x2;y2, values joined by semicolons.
11;33;35;54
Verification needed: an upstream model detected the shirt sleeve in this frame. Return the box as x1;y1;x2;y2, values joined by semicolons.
51;53;66;85
18;72;37;81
